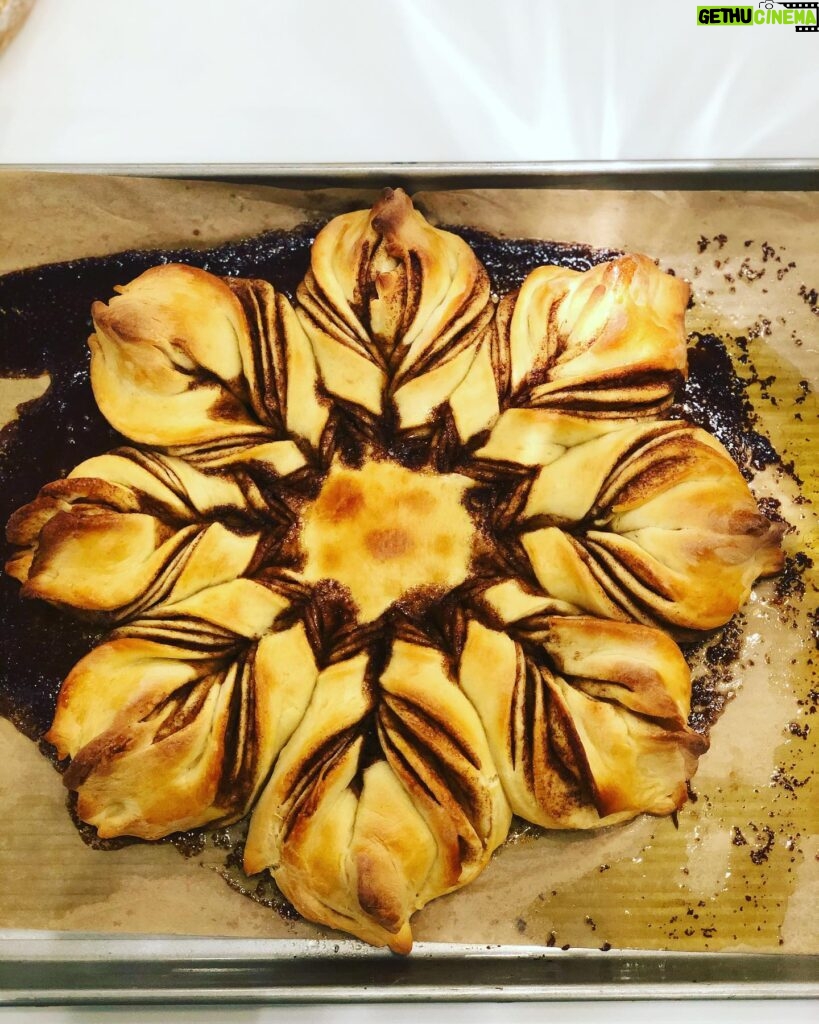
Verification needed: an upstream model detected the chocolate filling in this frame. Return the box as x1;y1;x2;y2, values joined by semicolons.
0;223;800;876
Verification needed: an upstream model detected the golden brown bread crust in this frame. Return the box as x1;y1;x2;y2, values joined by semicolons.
296;188;493;428
300;459;475;622
4;189;785;951
45;580;315;839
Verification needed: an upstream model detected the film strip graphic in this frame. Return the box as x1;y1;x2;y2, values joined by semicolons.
778;2;819;31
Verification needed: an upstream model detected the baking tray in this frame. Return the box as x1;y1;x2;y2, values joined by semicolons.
0;161;817;1005
0;934;817;1004
8;158;819;189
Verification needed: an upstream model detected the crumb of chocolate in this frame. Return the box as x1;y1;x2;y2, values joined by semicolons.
746;824;776;865
747;318;773;340
756;497;788;529
797;284;818;316
773;552;813;606
739;260;765;283
770;767;810;795
808;610;819;651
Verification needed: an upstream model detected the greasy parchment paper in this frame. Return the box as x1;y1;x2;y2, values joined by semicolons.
0;172;816;955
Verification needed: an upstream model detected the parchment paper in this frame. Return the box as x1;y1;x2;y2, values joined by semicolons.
0;172;816;954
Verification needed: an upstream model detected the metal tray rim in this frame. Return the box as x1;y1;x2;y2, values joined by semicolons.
2;158;819;189
1;931;817;1005
1;161;816;1004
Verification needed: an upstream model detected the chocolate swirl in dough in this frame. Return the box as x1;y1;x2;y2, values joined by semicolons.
4;189;785;952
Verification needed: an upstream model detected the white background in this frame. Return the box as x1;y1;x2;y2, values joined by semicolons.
0;0;817;1020
0;0;818;162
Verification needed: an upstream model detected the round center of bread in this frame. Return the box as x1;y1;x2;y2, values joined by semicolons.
300;459;475;622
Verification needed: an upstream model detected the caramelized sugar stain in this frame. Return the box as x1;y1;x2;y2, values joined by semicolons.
365;527;415;560
315;475;365;522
